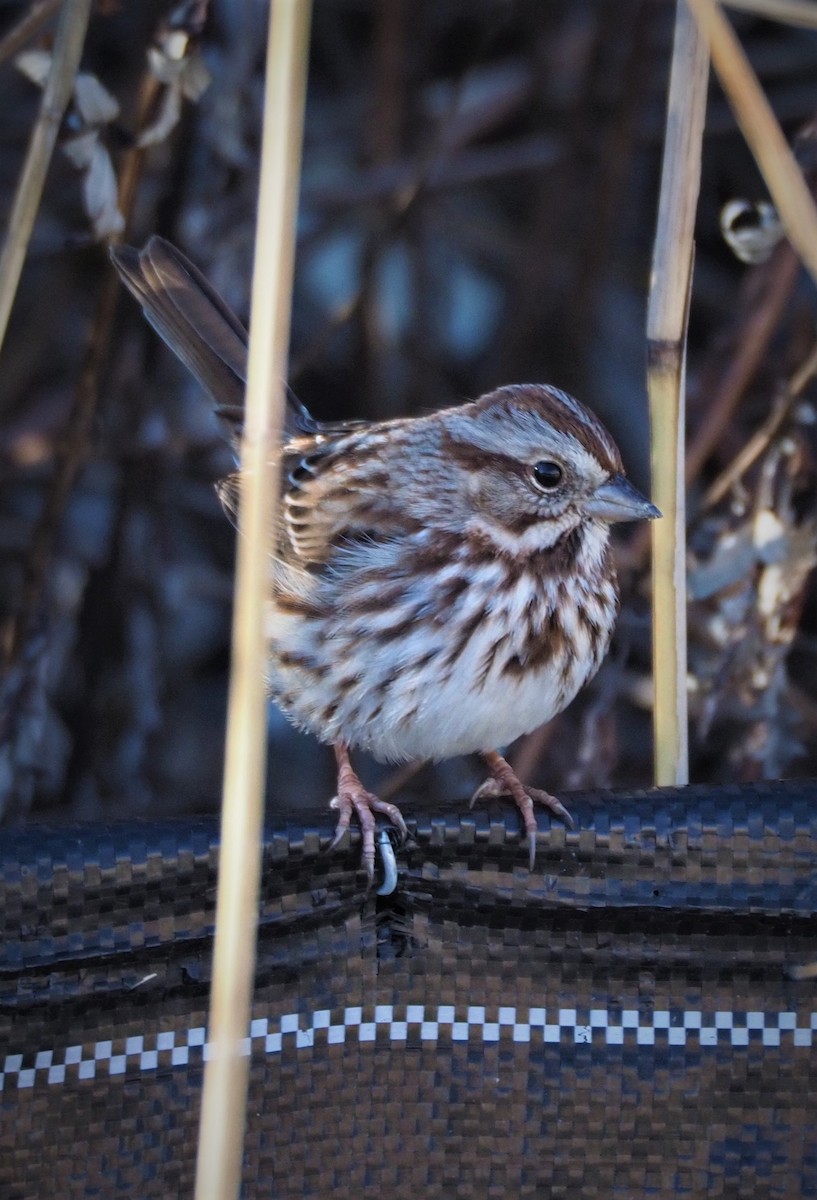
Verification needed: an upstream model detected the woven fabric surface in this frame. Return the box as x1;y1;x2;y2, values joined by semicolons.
2;779;817;1198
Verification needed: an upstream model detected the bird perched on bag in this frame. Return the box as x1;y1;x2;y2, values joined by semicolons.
111;237;659;881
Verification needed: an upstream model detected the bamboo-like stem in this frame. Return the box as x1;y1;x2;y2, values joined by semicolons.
687;0;817;292
192;3;312;1199
647;0;709;787
724;0;817;29
0;0;93;354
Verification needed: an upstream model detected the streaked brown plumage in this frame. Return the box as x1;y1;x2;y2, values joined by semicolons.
111;237;659;880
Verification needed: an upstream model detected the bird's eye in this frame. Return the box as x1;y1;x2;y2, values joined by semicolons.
532;460;563;489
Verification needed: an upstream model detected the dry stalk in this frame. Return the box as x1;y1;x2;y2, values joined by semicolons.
646;0;709;786
0;0;93;353
687;0;817;291
724;0;817;29
684;243;800;485
702;340;817;508
0;0;61;67
9;67;163;663
192;3;313;1199
624;239;799;571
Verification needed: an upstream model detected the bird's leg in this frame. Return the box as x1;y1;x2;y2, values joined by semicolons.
472;749;574;869
329;742;408;885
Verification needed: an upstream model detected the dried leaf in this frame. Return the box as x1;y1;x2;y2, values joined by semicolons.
137;85;182;149
147;44;185;85
688;526;756;599
752;507;787;563
720;199;784;264
62;129;97;169
16;54;120;127
15;48;51;87
162;29;190;62
145;39;210;108
82;140;125;237
689;432;817;777
180;50;211;102
73;71;120;126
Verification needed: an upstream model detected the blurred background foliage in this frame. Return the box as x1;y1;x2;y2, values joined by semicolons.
1;0;817;826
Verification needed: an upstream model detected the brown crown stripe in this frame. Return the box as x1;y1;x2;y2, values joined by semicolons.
470;384;623;476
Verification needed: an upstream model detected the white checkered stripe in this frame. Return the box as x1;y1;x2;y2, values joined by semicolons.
3;1007;815;1091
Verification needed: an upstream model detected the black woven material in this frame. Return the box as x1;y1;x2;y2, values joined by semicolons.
2;779;817;1198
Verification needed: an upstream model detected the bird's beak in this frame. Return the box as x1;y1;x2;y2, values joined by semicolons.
585;475;661;523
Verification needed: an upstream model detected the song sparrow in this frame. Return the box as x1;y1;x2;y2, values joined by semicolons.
111;237;659;880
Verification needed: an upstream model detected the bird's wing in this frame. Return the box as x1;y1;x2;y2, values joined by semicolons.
209;427;406;567
279;427;414;566
111;237;412;563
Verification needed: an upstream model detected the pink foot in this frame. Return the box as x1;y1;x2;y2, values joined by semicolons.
472;749;574;869
329;743;408;885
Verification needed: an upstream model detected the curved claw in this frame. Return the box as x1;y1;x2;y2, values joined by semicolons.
376;830;399;897
329;743;408;888
525;786;575;832
474;749;574;870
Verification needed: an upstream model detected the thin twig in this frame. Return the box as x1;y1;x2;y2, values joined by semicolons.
0;0;61;67
193;3;312;1199
724;0;817;30
702;340;817;508
303;135;560;210
9;70;163;662
0;0;93;354
646;0;708;787
685;242;800;485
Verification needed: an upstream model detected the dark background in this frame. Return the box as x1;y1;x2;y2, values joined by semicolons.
1;0;816;828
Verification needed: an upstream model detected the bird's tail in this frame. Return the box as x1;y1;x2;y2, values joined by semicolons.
110;236;315;443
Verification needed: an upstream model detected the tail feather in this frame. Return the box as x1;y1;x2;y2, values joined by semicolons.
110;237;315;442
